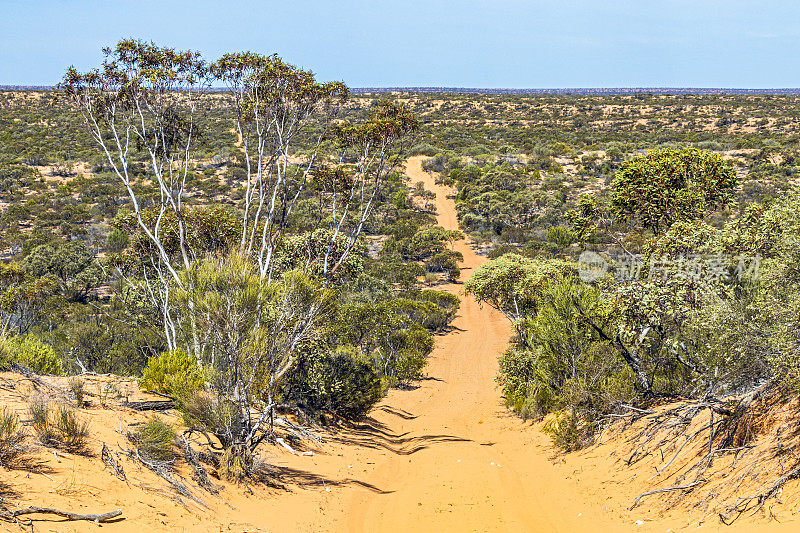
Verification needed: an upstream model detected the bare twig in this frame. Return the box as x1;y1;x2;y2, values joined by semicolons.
630;481;702;510
0;506;122;523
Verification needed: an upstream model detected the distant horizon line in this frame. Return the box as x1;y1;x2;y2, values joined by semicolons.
3;85;800;95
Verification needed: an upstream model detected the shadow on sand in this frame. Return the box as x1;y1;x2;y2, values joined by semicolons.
329;416;470;456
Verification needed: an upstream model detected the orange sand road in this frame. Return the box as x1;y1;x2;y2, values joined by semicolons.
307;157;797;533
323;157;635;532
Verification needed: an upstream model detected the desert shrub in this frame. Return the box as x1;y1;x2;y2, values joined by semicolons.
281;347;386;419
383;299;451;332
0;407;27;467
495;277;636;446
182;393;243;448
378;327;434;383
220;444;252;483
52;404;90;452
546;226;574;247
3;336;64;375
416;289;461;318
129;417;177;462
29;397;57;445
542;411;592;452
105;227;129;253
368;261;425;289
425;250;463;281
68;377;84;407
393;190;409;210
497;348;557;419
393;349;428;384
139;349;204;403
30;399;89;453
487;244;520;259
409;143;438;156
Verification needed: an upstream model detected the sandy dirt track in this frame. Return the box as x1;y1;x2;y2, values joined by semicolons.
308;157;797;533
325;157;614;532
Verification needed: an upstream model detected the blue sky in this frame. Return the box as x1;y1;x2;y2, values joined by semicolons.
1;0;799;87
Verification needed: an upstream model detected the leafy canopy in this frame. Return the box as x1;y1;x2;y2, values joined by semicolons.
611;147;737;234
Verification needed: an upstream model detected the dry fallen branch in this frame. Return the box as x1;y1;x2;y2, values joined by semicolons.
629;481;703;510
121;400;174;411
719;463;800;524
101;443;127;482
1;506;122;523
614;384;798;523
179;437;220;494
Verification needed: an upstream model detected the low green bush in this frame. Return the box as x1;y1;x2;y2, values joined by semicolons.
1;335;64;375
129;416;177;462
139;349;204;403
282;347;386;419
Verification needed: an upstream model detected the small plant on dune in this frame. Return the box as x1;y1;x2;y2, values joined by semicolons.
52;404;90;453
0;407;28;467
68;377;84;407
29;397;57;446
128;417;177;463
542;410;591;452
98;381;121;407
29;398;89;453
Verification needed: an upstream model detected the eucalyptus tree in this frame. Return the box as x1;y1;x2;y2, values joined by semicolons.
209;53;348;278
62;39;209;351
62;40;418;457
611;147;737;235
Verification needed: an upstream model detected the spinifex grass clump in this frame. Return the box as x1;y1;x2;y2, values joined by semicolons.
68;377;84;407
128;417;177;463
0;407;27;467
29;398;90;453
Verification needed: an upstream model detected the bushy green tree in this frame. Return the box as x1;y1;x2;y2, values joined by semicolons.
22;240;102;302
611;147;737;234
281;347;385;419
465;253;576;333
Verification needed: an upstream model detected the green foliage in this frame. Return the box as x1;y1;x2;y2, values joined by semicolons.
1;335;64;375
278;229;366;282
281;347;386;419
611;147;737;234
113;205;242;269
0;265;59;335
393;190;409;210
22;240;102;301
497;278;633;433
175;253;335;447
542;411;591;452
381;225;463;262
545;225;574;247
129;417;177;462
465;253;577;325
415;289;461;318
139;349;204;403
426;249;463;281
368;261;425;289
105;228;129;253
